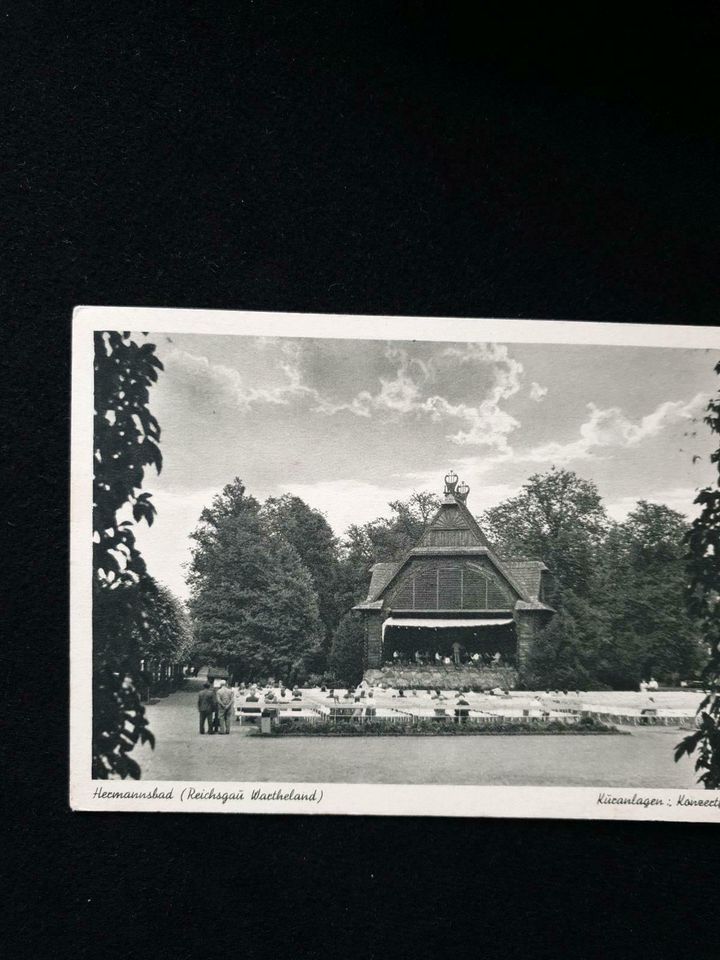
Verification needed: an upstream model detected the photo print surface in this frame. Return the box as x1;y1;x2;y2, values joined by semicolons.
71;309;720;819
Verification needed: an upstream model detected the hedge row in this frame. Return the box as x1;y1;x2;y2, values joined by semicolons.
264;718;620;737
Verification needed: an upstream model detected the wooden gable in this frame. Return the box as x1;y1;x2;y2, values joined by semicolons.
418;499;493;549
385;555;519;611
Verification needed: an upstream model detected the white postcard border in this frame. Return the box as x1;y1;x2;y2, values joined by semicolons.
70;307;720;820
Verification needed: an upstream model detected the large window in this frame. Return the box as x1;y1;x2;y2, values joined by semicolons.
391;562;511;610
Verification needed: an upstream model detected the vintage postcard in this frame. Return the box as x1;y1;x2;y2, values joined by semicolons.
70;308;720;819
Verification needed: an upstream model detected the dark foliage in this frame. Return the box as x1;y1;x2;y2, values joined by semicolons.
93;331;163;584
521;588;610;691
483;467;608;599
599;503;703;688
486;469;703;691
327;612;365;687
92;331;163;779
91;673;155;780
676;360;720;788
187;485;442;682
188;479;324;682
136;579;194;663
261;494;342;648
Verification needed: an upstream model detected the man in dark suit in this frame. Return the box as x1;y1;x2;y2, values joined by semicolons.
198;682;218;734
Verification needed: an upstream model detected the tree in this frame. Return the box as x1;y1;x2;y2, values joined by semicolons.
599;503;702;688
188;479;324;682
249;536;326;681
482;469;610;688
92;331;163;779
260;494;341;644
522;588;609;691
676;360;720;788
328;613;365;687
188;479;269;665
482;468;608;598
137;579;194;665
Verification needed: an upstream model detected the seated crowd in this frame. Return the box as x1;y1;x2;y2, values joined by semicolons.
388;645;514;668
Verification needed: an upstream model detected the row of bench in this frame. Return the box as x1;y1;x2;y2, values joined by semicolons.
583;711;693;726
235;704;583;726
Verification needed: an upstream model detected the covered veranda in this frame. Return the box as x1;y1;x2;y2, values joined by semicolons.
381;615;518;667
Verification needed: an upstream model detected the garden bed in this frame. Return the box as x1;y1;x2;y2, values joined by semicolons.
264;718;621;737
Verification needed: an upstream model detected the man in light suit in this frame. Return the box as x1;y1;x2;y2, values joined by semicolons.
216;680;235;735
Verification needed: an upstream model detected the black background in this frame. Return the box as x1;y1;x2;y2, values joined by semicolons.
5;2;719;955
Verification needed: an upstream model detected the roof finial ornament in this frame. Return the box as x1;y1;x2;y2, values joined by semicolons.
456;480;470;503
444;470;458;495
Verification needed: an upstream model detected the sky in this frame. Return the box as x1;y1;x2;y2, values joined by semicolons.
130;332;719;599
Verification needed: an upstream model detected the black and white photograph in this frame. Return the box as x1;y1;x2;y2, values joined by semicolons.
70;308;720;819
11;1;720;949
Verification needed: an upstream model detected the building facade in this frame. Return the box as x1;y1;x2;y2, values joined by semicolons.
353;472;555;688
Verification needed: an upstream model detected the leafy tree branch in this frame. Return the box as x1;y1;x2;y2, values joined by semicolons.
676;360;720;788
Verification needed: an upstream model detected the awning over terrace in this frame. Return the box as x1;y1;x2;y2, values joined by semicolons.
382;617;514;639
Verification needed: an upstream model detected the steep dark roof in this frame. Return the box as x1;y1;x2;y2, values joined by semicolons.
358;486;554;610
352;599;384;611
366;561;403;601
515;599;555;613
503;560;548;600
364;546;531;604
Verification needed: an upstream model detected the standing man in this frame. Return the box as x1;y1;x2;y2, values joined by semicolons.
216;680;234;735
452;641;462;666
198;682;217;735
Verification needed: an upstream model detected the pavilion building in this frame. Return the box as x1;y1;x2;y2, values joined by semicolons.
353;472;555;689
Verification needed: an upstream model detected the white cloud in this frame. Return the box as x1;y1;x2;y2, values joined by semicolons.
518;393;706;464
529;381;548;402
165;344;316;411
316;342;525;453
421;394;520;449
164;340;528;454
312;345;430;418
